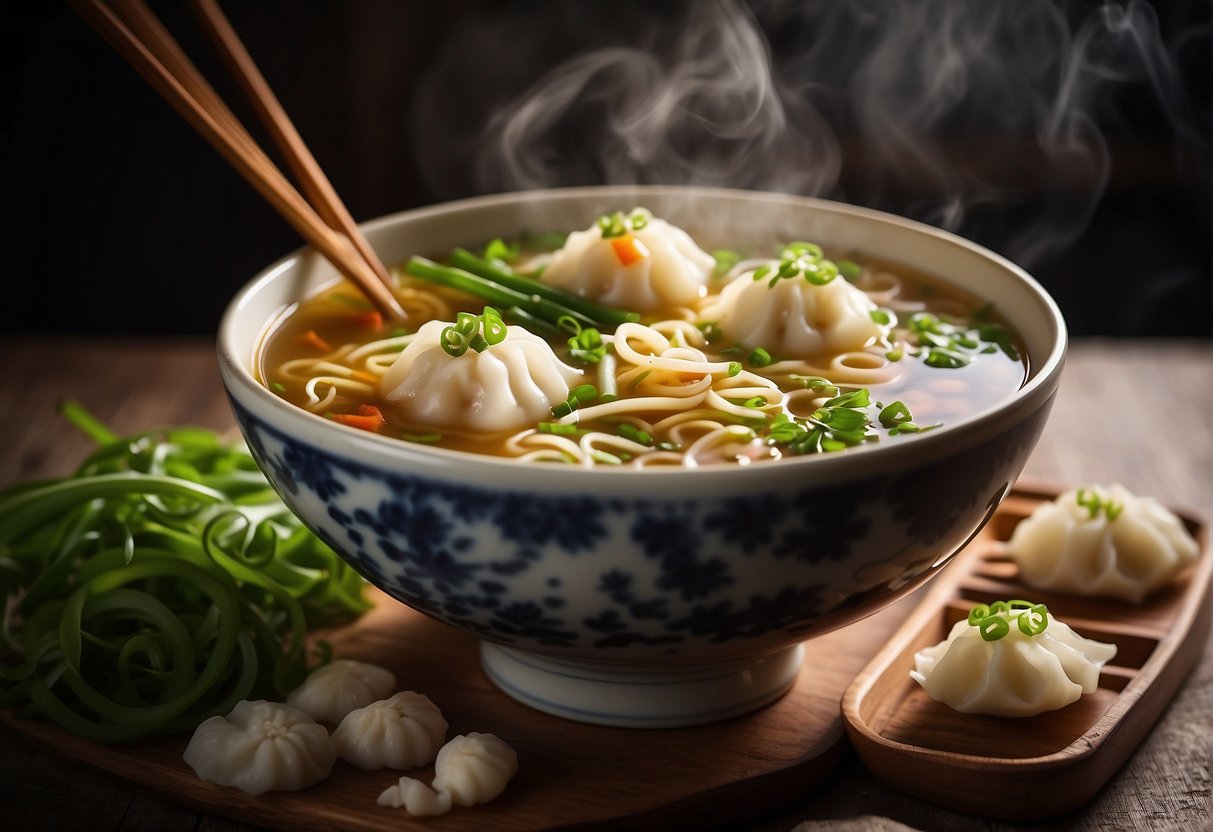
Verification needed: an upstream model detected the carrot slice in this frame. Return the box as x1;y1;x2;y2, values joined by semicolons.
351;310;383;330
610;234;650;266
331;404;386;433
298;330;332;352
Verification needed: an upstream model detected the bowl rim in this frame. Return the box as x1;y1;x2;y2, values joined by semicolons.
218;185;1067;486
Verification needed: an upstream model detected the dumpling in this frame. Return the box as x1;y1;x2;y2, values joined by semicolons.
381;318;582;431
1006;484;1199;603
182;700;335;794
910;604;1117;717
333;691;448;770
377;776;453;816
286;659;396;724
540;209;714;311
703;246;887;358
431;732;519;807
375;732;518;816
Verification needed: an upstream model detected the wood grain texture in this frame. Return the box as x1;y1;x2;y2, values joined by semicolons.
842;486;1211;819
0;336;1209;832
3;586;917;831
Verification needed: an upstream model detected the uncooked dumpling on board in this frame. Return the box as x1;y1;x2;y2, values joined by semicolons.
431;732;519;807
183;700;335;794
333;691;448;770
1006;484;1199;603
286;659;396;724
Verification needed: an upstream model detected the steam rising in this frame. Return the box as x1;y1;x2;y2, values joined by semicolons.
413;0;1205;270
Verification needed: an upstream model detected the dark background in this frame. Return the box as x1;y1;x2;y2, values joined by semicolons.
2;0;1209;338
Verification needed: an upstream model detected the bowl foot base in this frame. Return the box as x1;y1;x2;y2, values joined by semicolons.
479;642;804;728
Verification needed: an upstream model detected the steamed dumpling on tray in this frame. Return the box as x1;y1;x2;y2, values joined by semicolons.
910;601;1117;717
1006;484;1199;603
539;208;714;311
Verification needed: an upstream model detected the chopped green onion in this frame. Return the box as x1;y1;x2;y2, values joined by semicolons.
617;423;653;445
727;361;742;377
748;347;773;367
790;375;839;397
538;422;581;436
1076;488;1124;521
878;401;914;428
837;259;861;280
870;309;892;325
712;249;740;276
440;326;469;357
596;208;651;239
483;238;520;264
482;306;507;345
967;599;1050;641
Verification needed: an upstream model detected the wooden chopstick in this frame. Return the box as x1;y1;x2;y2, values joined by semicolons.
188;0;395;291
70;0;408;322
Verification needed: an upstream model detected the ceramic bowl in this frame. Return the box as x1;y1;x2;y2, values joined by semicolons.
218;186;1066;727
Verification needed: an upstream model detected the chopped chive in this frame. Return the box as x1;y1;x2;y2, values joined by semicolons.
878;400;914;428
483;238;520;264
440;326;468;357
617;423;653;445
748;347;773;367
712;249;740;277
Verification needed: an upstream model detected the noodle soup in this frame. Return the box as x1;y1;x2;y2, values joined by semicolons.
257;210;1027;468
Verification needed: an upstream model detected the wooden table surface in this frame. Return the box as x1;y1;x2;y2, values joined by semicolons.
1;336;1209;832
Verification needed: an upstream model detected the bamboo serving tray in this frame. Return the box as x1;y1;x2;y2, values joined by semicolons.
841;479;1211;820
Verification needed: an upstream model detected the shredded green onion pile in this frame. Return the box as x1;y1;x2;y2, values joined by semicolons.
0;403;370;743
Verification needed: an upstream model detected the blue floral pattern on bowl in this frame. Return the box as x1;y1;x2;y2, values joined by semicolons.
232;399;1048;658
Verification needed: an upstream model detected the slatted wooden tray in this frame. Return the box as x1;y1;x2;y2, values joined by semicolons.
841;481;1211;820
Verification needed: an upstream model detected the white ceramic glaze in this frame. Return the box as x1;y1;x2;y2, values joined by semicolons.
218;186;1067;727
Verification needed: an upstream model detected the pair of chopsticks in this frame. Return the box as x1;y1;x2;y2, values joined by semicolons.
70;0;407;322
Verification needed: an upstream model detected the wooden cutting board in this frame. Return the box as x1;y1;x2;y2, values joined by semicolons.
3;576;919;831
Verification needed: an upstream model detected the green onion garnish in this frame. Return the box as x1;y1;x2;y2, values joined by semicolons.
596;207;651;239
617;423;653;445
967;600;1050;641
440;307;509;357
748;347;773;367
1076;488;1124;521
